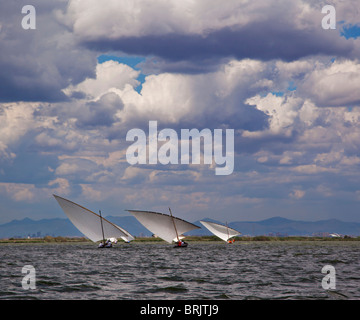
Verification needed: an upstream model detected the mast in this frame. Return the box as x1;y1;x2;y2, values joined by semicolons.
226;221;230;241
169;208;180;243
99;210;106;245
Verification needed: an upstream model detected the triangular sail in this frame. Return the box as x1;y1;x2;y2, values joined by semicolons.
53;195;134;243
127;210;200;243
200;220;241;242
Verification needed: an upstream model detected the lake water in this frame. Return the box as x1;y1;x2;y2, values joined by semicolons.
0;241;359;300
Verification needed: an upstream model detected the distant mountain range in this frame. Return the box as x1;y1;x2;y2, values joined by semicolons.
1;216;360;239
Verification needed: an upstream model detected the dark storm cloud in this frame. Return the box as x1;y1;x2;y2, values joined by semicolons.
75;92;124;128
82;22;353;73
0;0;97;102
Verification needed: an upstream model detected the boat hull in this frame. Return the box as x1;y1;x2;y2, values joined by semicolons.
173;242;188;248
98;243;113;248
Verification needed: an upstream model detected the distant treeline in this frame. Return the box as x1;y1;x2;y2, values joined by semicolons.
182;235;360;241
0;236;90;243
1;235;360;244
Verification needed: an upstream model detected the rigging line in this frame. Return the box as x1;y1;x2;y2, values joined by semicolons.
99;210;106;245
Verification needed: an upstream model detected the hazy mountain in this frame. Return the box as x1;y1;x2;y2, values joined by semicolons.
0;216;151;239
1;216;360;239
227;217;360;237
189;217;360;237
0;217;82;239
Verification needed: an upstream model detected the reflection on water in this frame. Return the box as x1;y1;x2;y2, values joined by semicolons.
0;241;359;300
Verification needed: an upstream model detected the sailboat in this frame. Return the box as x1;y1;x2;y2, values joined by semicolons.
200;220;241;243
127;208;200;247
53;195;134;248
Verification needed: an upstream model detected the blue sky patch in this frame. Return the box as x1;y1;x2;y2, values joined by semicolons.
271;91;284;97
287;81;297;91
97;55;147;93
340;23;360;39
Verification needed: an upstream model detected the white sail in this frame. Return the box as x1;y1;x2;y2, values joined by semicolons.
200;220;241;242
127;210;200;243
53;195;134;243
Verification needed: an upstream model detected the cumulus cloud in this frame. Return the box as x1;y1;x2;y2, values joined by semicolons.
0;103;37;147
299;59;360;107
2;0;360;224
289;188;306;199
60;0;358;72
0;178;70;203
64;60;140;99
0;0;96;102
78;59;269;132
244;94;303;137
75;92;124;128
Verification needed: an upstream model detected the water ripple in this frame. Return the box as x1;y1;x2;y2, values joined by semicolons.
1;241;359;299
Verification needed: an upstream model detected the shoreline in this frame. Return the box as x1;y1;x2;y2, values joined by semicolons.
1;235;360;244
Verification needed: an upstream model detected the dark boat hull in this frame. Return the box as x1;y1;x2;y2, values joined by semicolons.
98;243;113;248
174;242;188;248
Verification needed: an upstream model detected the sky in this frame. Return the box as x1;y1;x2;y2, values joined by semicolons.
1;0;360;224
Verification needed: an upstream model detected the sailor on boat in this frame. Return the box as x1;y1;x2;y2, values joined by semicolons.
175;239;188;247
98;239;113;248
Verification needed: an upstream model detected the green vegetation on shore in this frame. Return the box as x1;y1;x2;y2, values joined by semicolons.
182;235;360;242
1;235;360;244
0;236;91;243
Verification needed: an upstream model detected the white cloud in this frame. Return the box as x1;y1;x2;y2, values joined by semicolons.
60;58;268;128
0;179;71;203
0;103;37;149
292;164;337;174
64;60;140;99
300;60;360;107
63;0;277;38
55;162;80;175
3;0;360;224
48;178;70;195
289;188;305;199
0;183;36;202
80;184;104;201
63;0;360;40
244;93;302;137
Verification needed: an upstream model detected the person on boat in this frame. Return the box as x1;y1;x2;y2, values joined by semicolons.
99;239;112;248
176;239;186;247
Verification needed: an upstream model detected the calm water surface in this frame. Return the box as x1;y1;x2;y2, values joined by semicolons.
0;241;359;300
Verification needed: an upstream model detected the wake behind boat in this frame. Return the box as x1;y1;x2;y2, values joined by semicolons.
53;195;134;248
127;208;200;247
200;220;241;243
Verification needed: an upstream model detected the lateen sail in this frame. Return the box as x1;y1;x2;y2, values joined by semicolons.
127;210;200;243
200;220;241;242
53;195;134;243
